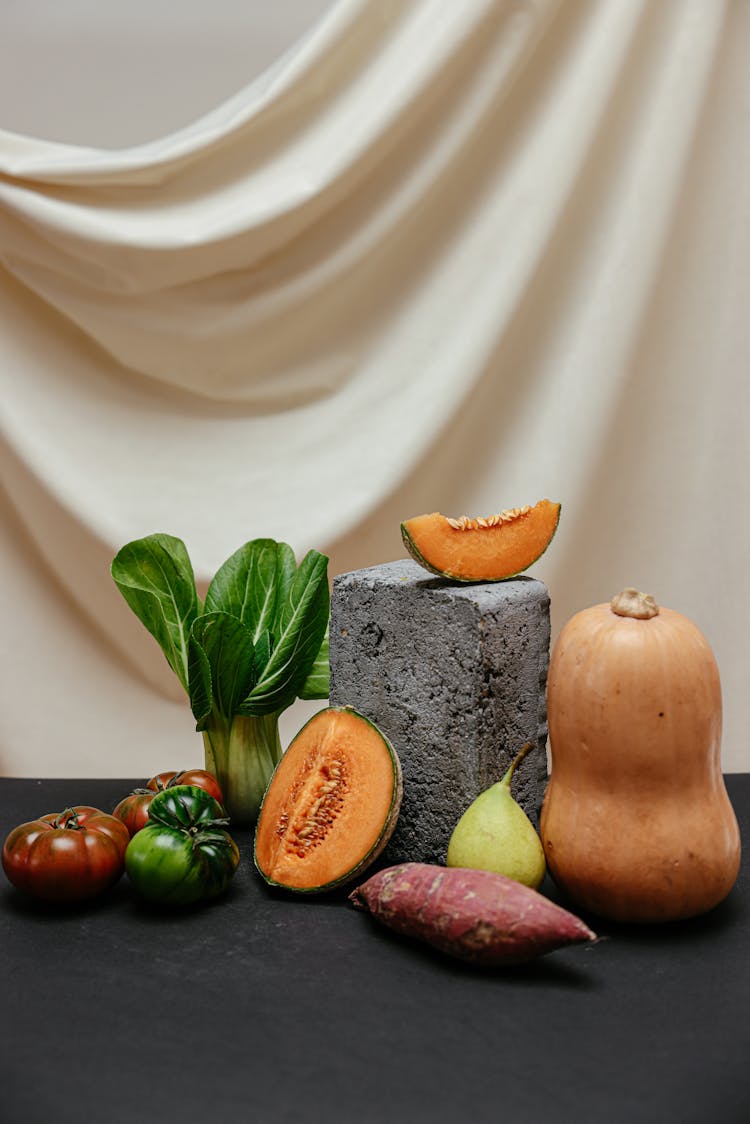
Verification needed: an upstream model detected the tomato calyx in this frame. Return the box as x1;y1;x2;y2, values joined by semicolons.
164;774;191;790
189;827;237;853
150;813;230;833
151;775;174;792
149;772;213;793
185;817;231;833
52;808;85;831
148;805;232;849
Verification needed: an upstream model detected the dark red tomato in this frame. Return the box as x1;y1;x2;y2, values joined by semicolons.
111;790;155;837
113;769;224;837
148;769;223;804
2;806;129;902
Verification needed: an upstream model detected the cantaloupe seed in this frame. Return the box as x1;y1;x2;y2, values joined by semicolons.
285;756;347;858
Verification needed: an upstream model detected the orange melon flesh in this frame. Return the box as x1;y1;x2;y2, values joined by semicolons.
254;707;402;892
401;499;561;582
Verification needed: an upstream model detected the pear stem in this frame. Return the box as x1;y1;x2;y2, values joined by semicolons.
501;742;534;789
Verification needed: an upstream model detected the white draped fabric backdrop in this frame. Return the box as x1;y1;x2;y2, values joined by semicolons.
1;0;748;776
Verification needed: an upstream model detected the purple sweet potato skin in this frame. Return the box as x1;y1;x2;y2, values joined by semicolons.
349;863;597;966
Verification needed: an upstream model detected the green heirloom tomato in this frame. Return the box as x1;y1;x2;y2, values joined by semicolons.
125;785;239;906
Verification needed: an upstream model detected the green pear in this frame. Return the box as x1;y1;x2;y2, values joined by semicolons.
446;743;547;889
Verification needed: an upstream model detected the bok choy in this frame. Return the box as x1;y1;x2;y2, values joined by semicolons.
111;534;330;824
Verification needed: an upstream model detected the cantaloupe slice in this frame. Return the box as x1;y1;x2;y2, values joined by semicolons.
254;707;402;893
401;499;561;582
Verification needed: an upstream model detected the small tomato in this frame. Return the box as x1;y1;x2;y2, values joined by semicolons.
153;769;224;804
112;790;155;837
2;806;129;902
125;785;239;906
113;768;224;836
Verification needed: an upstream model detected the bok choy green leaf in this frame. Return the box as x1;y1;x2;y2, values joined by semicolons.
111;534;330;823
111;534;202;693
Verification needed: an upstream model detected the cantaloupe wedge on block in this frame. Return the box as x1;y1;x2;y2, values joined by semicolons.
401;499;561;582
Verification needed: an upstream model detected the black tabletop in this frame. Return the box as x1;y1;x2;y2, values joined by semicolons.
1;776;748;1124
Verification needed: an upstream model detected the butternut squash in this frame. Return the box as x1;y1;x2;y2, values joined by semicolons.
540;588;741;922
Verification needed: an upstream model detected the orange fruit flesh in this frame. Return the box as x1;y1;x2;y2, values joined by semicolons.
255;708;398;890
402;499;561;581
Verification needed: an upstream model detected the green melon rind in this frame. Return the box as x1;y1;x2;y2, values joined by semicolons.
400;503;561;584
253;705;403;894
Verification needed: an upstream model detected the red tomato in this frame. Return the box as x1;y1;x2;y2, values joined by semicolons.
148;769;224;804
2;806;129;902
111;790;155;837
113;769;224;837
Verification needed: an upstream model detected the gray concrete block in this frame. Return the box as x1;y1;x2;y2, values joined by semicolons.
329;559;550;865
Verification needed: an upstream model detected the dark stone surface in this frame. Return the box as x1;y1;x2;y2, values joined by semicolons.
1;776;748;1124
329;560;550;863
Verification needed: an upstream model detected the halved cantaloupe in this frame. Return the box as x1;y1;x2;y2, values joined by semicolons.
254;706;402;893
401;499;561;582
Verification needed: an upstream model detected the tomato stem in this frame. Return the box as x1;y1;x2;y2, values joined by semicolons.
54;808;82;830
186;817;230;836
190;828;236;851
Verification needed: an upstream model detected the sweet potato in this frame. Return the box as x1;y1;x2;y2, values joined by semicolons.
349;863;597;966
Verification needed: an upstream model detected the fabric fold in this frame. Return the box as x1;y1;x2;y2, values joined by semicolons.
1;0;730;559
2;0;748;776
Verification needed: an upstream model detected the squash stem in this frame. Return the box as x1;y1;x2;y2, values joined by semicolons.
202;712;283;826
610;588;659;619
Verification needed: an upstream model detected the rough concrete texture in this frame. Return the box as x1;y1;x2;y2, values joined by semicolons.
329;559;551;865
